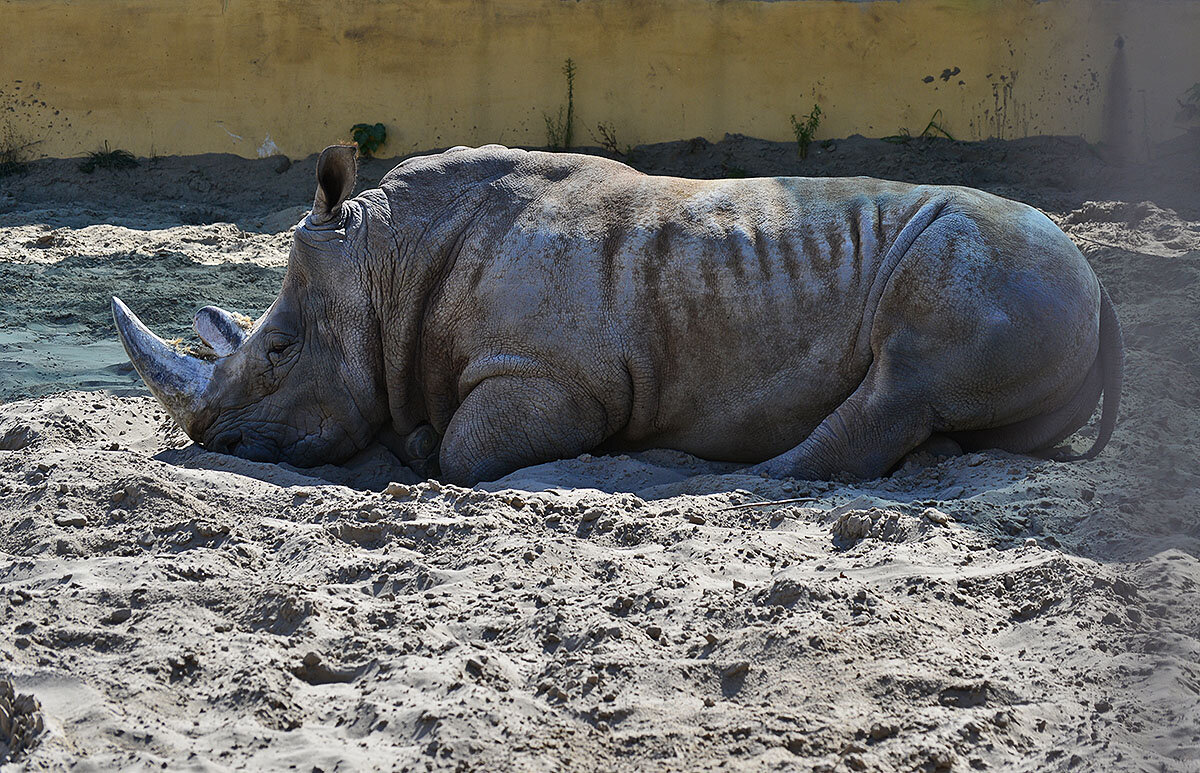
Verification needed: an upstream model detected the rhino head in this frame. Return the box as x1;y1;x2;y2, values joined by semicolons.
113;145;391;466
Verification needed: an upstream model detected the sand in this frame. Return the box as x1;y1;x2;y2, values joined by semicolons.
1;133;1198;771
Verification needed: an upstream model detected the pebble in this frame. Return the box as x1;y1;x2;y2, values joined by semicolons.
384;482;412;499
869;722;898;740
923;507;951;525
103;607;132;625
722;661;750;679
54;513;87;528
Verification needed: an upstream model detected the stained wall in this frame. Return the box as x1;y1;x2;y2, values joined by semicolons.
1;0;1196;158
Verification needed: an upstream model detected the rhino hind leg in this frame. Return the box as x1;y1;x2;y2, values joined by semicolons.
439;375;610;486
948;352;1104;458
746;366;934;481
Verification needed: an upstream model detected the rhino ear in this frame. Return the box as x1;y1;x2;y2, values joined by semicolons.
194;305;249;356
311;145;358;224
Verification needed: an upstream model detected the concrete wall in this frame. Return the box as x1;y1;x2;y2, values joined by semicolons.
2;0;1197;159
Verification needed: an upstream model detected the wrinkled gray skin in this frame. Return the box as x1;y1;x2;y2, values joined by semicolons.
114;144;1121;486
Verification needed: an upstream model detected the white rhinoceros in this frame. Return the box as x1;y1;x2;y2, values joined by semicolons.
113;144;1121;485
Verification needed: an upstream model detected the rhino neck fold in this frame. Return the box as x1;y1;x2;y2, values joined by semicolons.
368;151;544;438
371;199;482;438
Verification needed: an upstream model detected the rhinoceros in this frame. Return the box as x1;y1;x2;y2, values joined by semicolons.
113;144;1121;485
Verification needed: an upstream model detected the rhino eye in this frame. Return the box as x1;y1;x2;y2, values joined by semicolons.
264;334;295;365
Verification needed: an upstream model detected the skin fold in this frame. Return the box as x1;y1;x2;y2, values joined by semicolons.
114;144;1121;486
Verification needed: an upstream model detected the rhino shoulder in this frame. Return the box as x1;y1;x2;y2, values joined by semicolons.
377;145;528;190
381;145;640;194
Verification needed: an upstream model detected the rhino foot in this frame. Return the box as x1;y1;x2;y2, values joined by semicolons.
376;424;443;481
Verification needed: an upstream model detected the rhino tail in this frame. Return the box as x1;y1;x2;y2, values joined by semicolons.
1056;278;1123;462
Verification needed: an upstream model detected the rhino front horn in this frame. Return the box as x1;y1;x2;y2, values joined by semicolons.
112;296;214;435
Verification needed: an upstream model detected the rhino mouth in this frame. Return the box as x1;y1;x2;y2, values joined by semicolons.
206;429;276;462
199;410;294;463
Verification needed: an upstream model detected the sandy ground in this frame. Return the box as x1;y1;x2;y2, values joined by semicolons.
1;133;1198;771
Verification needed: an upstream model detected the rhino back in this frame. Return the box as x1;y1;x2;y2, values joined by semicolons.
412;149;952;462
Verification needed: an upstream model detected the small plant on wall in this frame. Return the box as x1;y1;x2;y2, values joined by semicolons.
351;123;387;158
545;59;577;151
790;105;823;159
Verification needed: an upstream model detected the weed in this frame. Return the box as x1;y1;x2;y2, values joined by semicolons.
790;104;823;159
79;141;138;173
592;121;621;154
882;109;955;144
918;109;955;140
0;122;35;177
590;121;638;160
545;58;577;151
721;161;749;179
350;123;387;158
1176;83;1200;126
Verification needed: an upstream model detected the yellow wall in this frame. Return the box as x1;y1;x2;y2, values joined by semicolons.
1;0;1197;159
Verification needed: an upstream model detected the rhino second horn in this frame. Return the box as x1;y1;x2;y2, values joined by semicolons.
194;305;248;356
112;296;213;436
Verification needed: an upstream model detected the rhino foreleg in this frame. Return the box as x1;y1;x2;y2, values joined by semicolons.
439;376;609;486
375;424;443;480
747;366;933;481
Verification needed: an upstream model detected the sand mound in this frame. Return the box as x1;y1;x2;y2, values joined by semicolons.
1;389;1197;769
